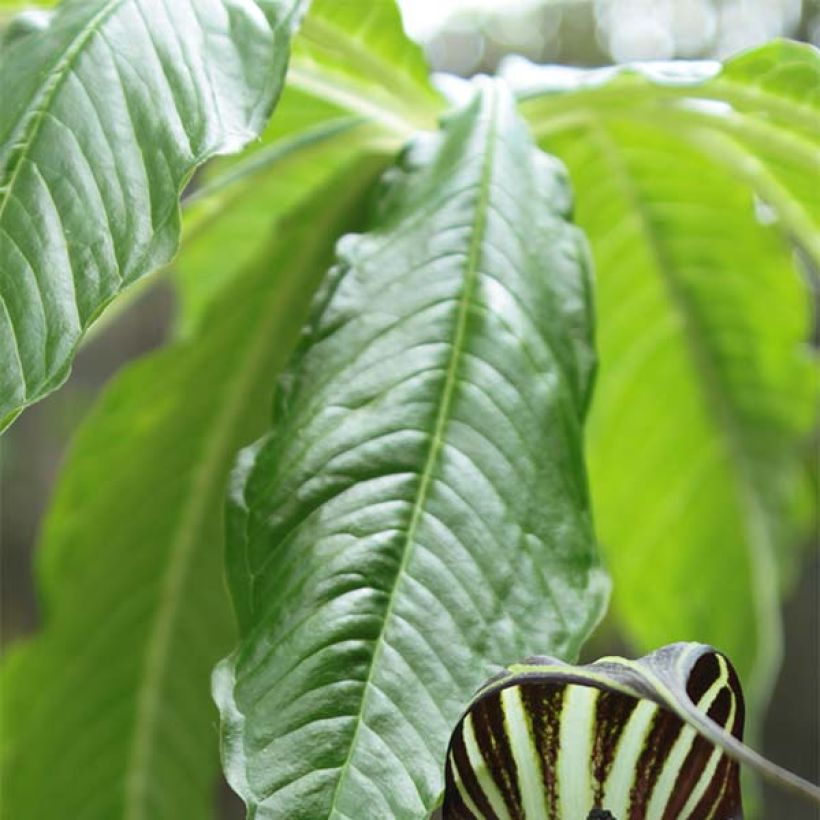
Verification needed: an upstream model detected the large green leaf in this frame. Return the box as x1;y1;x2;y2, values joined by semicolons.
214;81;609;820
516;40;820;265
512;43;818;716
0;156;385;819
0;0;305;429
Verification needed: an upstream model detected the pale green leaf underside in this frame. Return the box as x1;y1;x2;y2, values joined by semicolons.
0;0;304;429
289;0;443;136
0;157;385;820
517;40;820;264
215;81;609;820
517;42;818;716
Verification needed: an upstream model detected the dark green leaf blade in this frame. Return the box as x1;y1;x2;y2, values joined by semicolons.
215;81;609;820
0;156;384;820
0;0;305;429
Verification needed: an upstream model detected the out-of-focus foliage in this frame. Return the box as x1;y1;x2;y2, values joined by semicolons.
0;157;386;820
511;43;819;717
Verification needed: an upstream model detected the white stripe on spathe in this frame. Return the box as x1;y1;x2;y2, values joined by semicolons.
645;655;730;817
602;698;660;817
462;713;513;820
557;684;598;817
501;686;549;819
448;755;484;819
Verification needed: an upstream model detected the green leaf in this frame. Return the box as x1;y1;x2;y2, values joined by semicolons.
444;643;820;818
515;41;820;264
288;0;443;135
173;0;442;330
0;0;57;6
0;156;385;820
214;81;609;820
514;44;818;716
175;88;388;334
0;0;305;430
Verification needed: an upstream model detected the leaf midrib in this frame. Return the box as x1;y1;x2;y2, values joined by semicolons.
325;88;500;818
531;99;820;291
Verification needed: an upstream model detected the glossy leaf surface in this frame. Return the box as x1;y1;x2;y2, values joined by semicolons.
215;81;609;820
175;0;440;330
0;0;305;428
0;158;384;820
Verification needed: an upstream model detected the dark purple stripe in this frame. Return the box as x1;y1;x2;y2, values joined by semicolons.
472;691;522;817
711;766;743;820
686;653;721;704
591;689;639;805
443;756;479;820
689;754;733;820
520;681;564;817
628;707;684;819
446;719;500;820
662;686;732;819
724;662;745;740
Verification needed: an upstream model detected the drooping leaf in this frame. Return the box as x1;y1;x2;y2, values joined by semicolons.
0;156;385;820
514;40;820;265
511;43;819;716
444;643;820;819
173;0;442;330
175;89;386;333
214;81;609;820
289;0;443;135
0;0;306;429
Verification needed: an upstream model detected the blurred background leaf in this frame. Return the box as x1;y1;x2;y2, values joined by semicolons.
0;157;386;820
509;40;819;720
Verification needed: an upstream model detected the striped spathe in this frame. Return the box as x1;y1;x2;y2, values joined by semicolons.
443;643;744;820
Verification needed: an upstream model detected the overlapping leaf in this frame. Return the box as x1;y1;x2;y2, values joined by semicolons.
0;158;384;820
0;0;306;428
289;0;443;135
175;0;441;330
214;81;609;820
512;42;819;714
514;40;820;264
176;89;374;333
